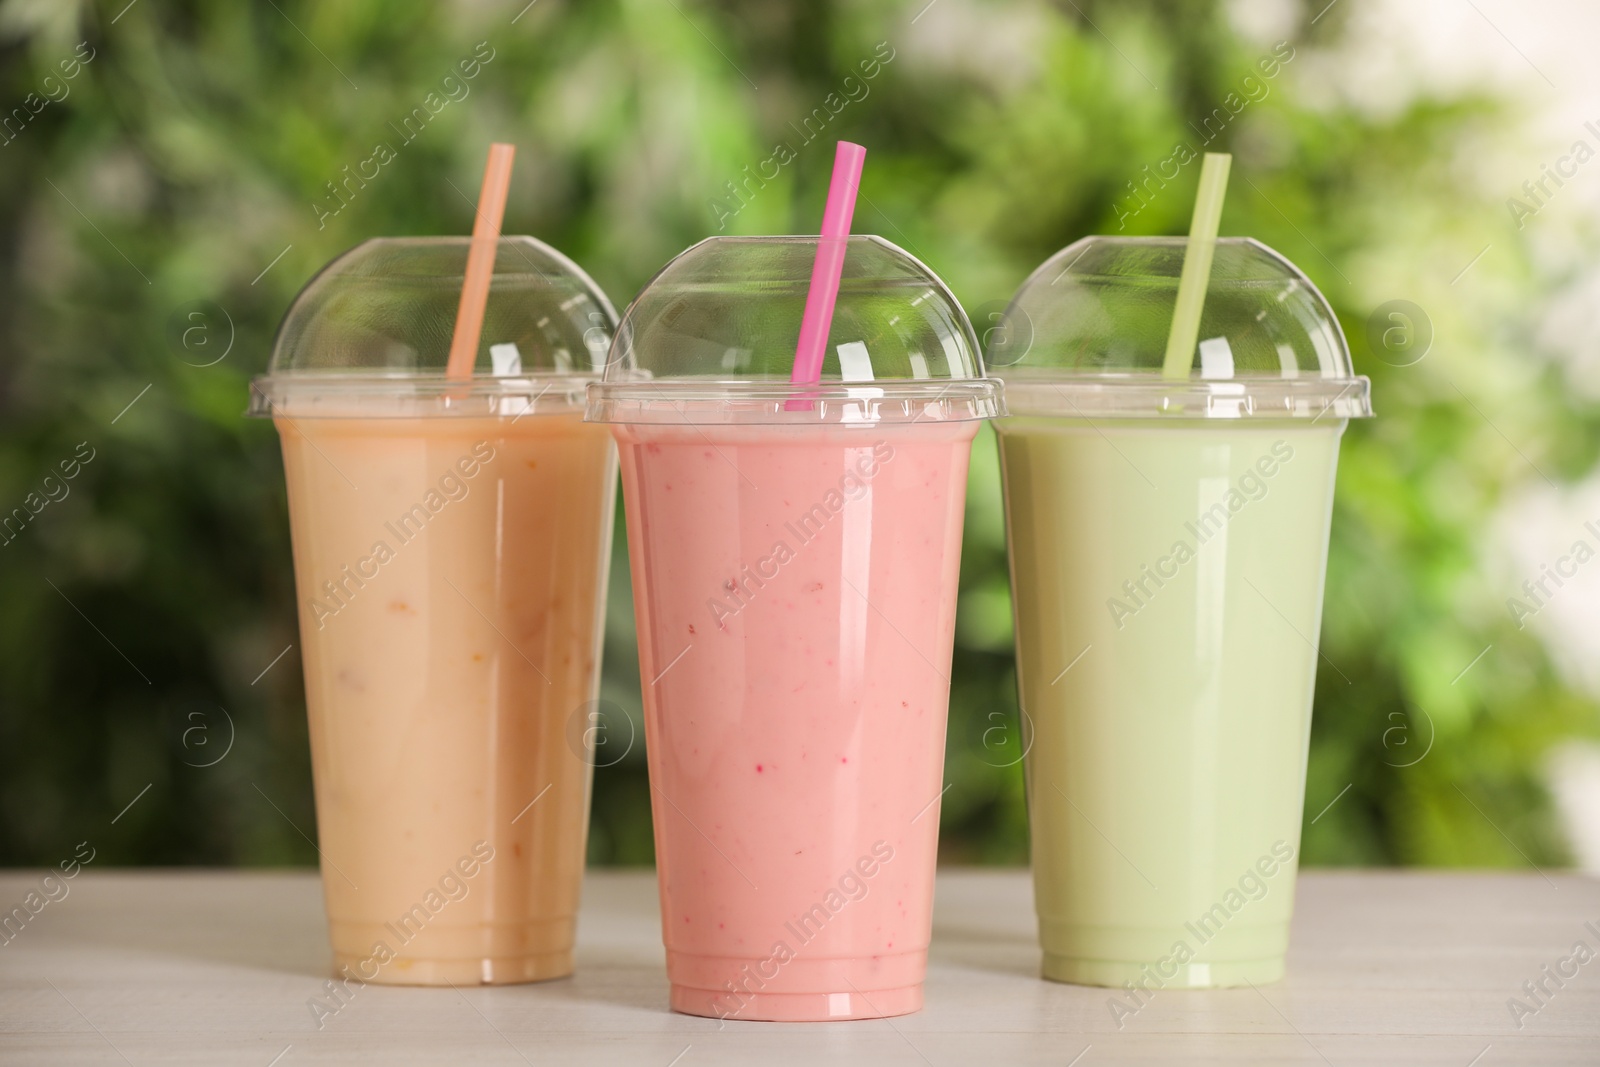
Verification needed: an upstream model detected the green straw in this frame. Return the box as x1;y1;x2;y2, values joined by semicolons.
1160;152;1233;379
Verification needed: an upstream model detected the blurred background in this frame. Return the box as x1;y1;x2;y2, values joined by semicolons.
2;0;1598;871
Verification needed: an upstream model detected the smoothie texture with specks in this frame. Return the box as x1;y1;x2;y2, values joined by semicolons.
615;420;976;1021
279;411;615;986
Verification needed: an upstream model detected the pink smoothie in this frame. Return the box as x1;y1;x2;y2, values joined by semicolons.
614;420;977;1021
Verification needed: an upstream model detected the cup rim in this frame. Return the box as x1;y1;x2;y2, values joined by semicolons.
584;377;1004;425
248;371;598;419
996;372;1372;421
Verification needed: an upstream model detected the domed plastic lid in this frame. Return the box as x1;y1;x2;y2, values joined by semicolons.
988;236;1372;420
249;236;617;418
586;235;1002;424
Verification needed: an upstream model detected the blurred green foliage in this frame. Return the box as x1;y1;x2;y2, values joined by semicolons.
0;0;1594;869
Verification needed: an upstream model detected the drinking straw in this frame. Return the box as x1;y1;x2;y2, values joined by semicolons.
1160;152;1232;380
445;142;517;380
789;140;868;390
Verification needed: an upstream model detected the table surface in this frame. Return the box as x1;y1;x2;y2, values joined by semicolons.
1;869;1597;1065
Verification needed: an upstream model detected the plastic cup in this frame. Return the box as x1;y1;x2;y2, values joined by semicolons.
987;236;1372;989
587;236;1002;1021
250;236;619;986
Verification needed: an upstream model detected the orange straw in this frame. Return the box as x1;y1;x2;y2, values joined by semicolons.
445;142;517;380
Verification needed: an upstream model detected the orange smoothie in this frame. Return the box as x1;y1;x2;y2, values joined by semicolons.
277;411;615;985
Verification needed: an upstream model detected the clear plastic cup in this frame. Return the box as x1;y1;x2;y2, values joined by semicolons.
587;235;1002;1021
987;236;1372;989
250;236;618;987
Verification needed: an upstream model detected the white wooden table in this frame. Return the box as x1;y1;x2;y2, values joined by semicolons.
1;869;1596;1064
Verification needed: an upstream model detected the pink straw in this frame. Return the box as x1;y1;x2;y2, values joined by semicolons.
789;141;867;392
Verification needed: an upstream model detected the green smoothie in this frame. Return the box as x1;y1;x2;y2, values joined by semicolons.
999;416;1343;987
990;234;1371;992
1004;415;1344;985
